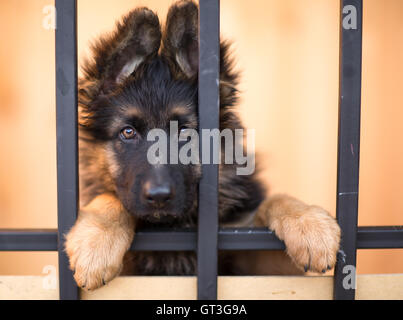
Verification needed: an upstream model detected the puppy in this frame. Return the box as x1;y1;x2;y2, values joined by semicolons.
65;0;340;290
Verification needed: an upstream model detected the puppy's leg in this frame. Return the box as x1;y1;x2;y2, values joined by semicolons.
255;194;341;273
65;193;135;290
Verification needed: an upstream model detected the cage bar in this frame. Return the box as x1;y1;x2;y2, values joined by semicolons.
55;0;79;300
333;0;363;300
356;226;403;249
197;0;221;300
2;226;403;252
0;230;58;251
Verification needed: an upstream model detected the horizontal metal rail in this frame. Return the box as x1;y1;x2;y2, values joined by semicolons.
0;229;58;251
355;226;403;249
1;226;402;251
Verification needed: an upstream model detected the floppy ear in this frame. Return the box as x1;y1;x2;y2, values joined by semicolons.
161;0;199;79
82;7;161;93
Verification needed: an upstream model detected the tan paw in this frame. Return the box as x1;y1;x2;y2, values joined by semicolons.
65;215;133;290
272;205;341;273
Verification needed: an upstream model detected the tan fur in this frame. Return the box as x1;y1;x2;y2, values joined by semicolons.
78;140;116;207
169;105;192;117
65;194;135;290
255;194;341;273
169;105;198;129
122;107;143;118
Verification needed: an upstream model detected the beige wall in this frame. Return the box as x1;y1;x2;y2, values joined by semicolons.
0;0;402;276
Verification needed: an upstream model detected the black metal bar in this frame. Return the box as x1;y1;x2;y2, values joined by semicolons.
55;0;79;300
1;226;402;251
0;230;58;251
333;0;363;300
197;0;220;300
218;228;285;250
131;229;197;251
357;226;403;249
133;228;285;251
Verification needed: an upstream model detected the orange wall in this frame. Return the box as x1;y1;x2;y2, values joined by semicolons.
0;0;402;276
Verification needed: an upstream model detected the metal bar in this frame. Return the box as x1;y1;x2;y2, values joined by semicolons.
197;0;220;300
218;228;285;250
1;227;403;251
333;0;363;300
0;230;58;251
131;229;197;251
133;228;285;251
55;0;79;300
357;226;403;249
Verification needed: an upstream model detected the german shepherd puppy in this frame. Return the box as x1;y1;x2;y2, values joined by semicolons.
65;0;341;290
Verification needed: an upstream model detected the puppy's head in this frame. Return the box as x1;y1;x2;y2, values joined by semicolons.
79;1;241;224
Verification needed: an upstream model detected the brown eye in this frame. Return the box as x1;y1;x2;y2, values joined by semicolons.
120;126;136;140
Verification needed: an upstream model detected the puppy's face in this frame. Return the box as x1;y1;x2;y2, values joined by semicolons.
79;2;202;223
93;60;201;223
79;1;250;223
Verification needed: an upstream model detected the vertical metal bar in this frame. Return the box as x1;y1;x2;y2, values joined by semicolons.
333;0;363;300
55;0;79;300
197;0;220;300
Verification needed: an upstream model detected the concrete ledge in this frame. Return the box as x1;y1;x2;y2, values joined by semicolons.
0;274;402;300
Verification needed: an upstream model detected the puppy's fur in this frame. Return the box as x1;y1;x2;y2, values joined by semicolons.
65;0;341;290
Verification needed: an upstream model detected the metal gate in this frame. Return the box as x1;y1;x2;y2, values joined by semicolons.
0;0;402;301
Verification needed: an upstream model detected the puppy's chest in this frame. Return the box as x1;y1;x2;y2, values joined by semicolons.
123;251;197;275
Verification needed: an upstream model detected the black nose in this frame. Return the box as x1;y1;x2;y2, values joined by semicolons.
143;182;174;208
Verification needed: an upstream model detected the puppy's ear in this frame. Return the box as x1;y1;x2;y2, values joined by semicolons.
161;0;199;79
83;7;161;92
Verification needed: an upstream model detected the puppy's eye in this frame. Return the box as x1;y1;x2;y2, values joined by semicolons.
120;126;137;140
179;126;189;134
178;125;192;141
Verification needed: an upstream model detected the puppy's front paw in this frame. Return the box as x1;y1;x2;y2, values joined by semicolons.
276;205;341;273
65;216;132;290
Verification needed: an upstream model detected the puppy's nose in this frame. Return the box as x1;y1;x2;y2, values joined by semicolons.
143;182;174;208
